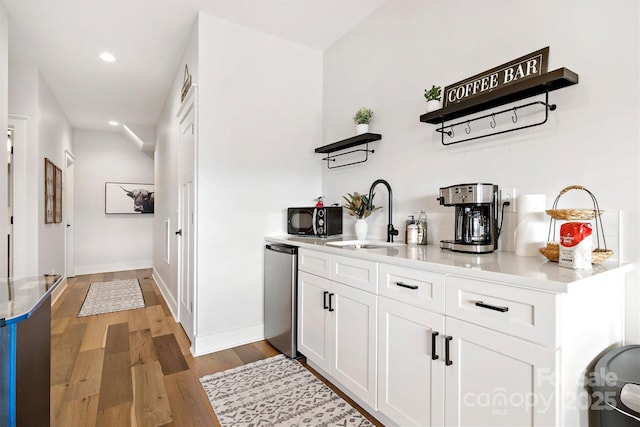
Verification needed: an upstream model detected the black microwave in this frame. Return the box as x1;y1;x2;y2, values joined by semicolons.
287;207;343;236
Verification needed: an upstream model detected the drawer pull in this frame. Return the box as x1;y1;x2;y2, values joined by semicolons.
395;281;419;290
323;291;329;310
431;331;439;360
328;293;335;312
444;335;453;366
475;301;509;312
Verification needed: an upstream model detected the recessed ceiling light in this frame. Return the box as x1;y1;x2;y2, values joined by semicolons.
99;52;116;62
108;120;119;126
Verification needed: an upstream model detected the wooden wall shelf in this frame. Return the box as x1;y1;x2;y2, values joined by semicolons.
420;68;578;124
314;133;382;154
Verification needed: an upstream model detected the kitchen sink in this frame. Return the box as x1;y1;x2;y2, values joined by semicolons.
326;240;406;249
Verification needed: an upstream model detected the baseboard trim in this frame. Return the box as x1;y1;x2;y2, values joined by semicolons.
51;277;68;307
192;324;264;357
151;268;178;320
74;261;152;276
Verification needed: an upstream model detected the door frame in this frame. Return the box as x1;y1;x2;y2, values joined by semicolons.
64;150;75;278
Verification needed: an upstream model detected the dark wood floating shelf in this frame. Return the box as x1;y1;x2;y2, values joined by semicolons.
420;67;578;124
315;132;382;154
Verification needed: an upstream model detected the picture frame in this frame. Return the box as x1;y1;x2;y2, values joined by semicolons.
44;158;55;224
105;182;155;214
54;165;63;223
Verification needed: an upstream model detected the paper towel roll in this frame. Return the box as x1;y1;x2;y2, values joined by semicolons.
514;194;547;256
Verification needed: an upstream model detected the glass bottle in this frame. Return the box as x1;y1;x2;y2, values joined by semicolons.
417;210;428;245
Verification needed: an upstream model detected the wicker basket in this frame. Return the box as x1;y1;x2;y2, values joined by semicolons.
538;242;613;264
545;208;603;220
539;185;613;264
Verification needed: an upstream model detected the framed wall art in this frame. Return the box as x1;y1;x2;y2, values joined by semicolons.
105;182;155;214
44;158;55;224
54;165;63;223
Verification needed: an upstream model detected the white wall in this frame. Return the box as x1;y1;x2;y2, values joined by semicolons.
8;58;39;277
194;13;322;354
8;56;72;276
73;129;154;275
153;13;323;355
322;0;640;340
0;3;7;277
37;73;73;275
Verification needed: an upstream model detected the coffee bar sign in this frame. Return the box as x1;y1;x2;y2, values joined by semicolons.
444;47;549;107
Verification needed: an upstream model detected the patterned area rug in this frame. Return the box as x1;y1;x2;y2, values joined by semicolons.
77;279;145;317
199;354;374;427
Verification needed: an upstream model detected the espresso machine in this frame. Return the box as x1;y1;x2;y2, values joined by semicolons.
437;183;499;253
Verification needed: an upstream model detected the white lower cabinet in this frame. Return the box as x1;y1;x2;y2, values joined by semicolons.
378;300;558;427
298;271;332;371
378;296;445;427
295;249;623;427
444;317;557;427
297;270;378;408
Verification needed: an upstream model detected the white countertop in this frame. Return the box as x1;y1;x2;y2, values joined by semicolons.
265;235;633;293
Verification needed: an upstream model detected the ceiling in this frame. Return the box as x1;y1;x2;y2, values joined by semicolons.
2;0;390;132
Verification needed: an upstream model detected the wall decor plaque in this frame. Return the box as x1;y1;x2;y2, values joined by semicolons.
181;64;192;102
54;165;63;223
44;158;55;224
444;47;549;107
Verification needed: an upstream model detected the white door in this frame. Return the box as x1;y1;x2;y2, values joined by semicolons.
331;282;378;409
378;296;445;426
297;271;332;372
444;317;557;427
178;97;196;343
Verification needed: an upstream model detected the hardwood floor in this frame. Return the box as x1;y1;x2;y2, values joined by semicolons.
51;269;383;426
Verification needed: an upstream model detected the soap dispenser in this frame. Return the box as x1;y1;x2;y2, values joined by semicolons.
406;215;418;245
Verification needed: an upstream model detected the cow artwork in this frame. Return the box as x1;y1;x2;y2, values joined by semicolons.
120;186;154;213
105;182;155;214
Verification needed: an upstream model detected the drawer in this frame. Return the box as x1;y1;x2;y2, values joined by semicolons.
331;254;378;293
445;275;558;347
298;249;331;278
379;263;445;314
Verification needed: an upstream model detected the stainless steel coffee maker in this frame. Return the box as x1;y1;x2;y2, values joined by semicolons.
437;183;499;253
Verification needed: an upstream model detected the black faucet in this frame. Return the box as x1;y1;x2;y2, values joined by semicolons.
368;179;399;242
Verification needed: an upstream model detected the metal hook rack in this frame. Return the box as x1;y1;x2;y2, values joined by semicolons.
321;143;375;169
436;89;557;146
314;133;382;169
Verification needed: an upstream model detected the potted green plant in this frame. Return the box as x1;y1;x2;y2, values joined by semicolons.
424;85;442;113
343;191;382;240
353;107;373;135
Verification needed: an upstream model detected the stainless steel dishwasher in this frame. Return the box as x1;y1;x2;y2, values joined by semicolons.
264;243;298;358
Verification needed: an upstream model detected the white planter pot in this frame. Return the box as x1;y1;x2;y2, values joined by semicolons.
426;100;441;113
355;218;368;240
356;123;369;135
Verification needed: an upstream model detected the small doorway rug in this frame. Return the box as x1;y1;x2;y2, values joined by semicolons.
199;354;373;426
77;278;145;317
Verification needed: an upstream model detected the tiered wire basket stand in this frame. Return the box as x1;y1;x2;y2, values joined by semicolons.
538;185;613;264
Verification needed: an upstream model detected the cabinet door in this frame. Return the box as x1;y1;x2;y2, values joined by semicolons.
331;283;378;409
444;318;557;427
297;271;332;372
378;297;445;427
